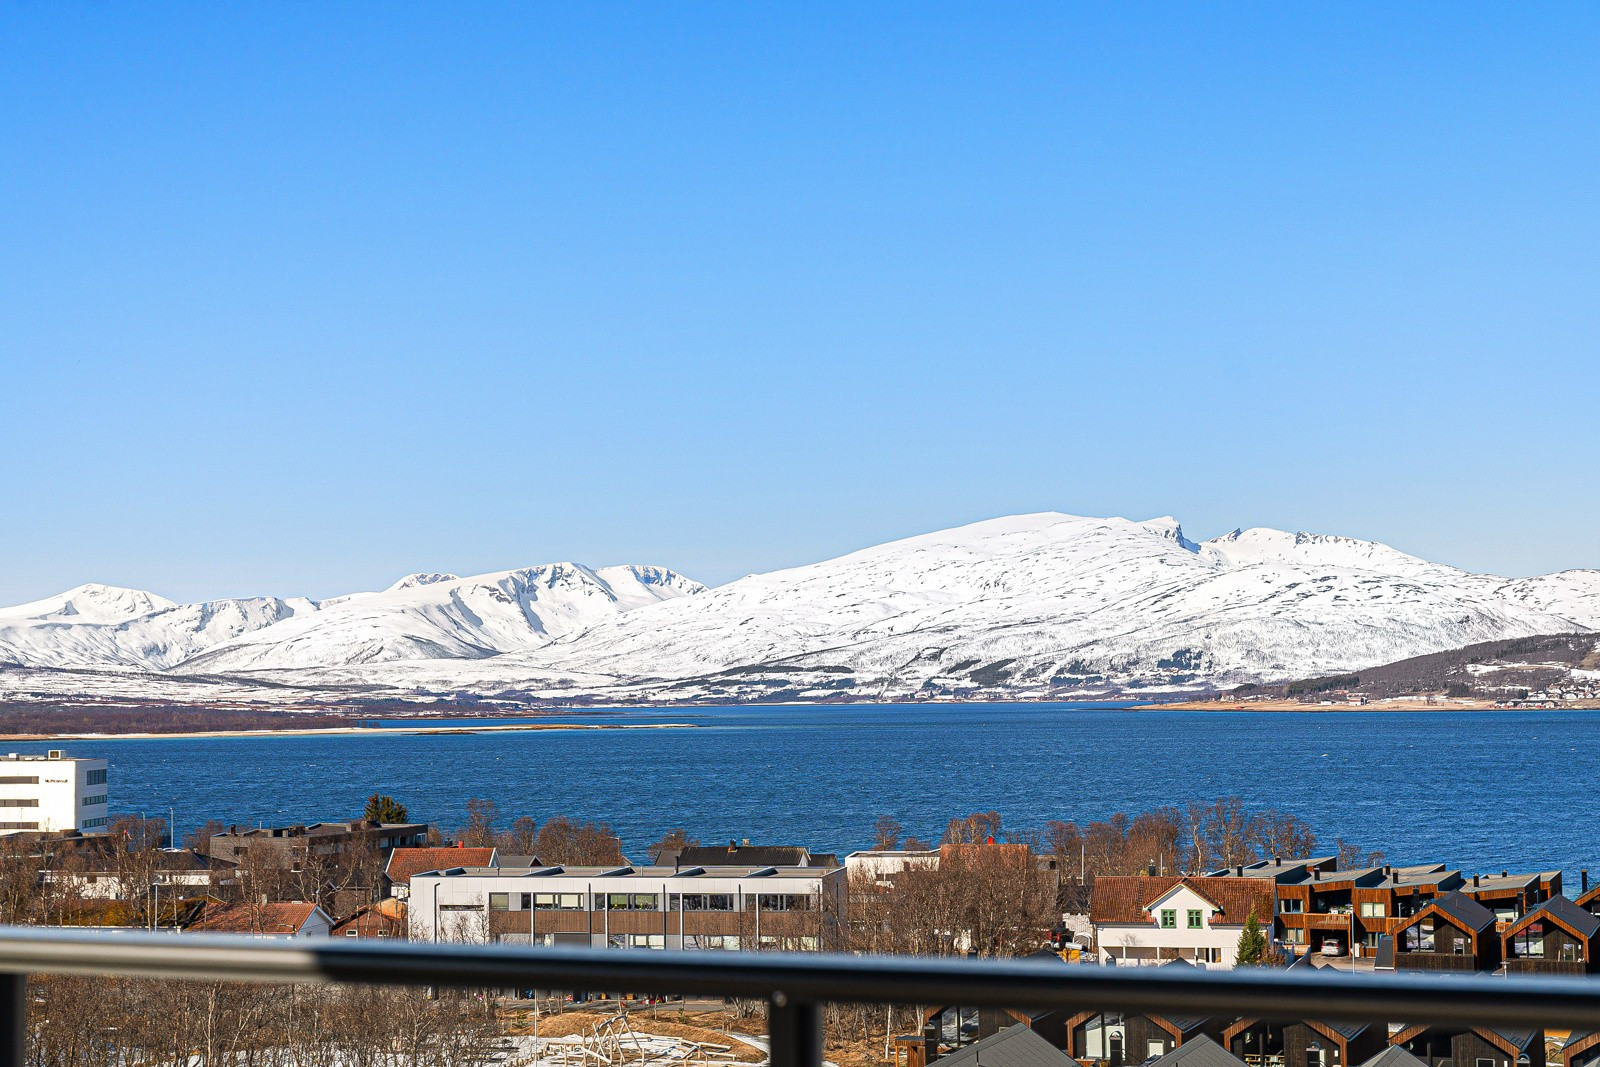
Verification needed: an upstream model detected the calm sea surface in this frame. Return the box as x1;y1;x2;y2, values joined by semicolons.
10;702;1593;881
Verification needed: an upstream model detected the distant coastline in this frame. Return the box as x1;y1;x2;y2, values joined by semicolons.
1133;697;1600;712
0;720;696;742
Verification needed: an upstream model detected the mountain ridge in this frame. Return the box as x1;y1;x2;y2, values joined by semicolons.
0;512;1594;706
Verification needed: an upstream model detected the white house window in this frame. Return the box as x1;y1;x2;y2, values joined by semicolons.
1186;909;1203;929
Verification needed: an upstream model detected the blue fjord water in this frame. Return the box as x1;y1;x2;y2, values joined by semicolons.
10;702;1591;880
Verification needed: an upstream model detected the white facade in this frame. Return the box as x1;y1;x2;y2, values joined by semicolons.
0;751;108;835
844;850;940;887
409;864;844;949
1094;884;1250;969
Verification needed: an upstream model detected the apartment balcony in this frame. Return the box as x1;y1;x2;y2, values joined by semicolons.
2;927;1600;1067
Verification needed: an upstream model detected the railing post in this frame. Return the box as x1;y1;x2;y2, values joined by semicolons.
769;992;821;1067
0;972;24;1067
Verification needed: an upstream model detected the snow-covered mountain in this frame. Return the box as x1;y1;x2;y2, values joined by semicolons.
272;513;1600;703
177;564;704;672
0;564;703;675
0;513;1594;705
0;585;319;671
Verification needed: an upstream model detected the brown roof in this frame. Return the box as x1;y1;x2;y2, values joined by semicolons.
331;902;406;939
385;847;496;885
189;901;323;935
1090;875;1275;926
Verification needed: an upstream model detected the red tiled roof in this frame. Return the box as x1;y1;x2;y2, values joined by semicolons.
190;901;321;935
385;847;496;885
1090;875;1275;926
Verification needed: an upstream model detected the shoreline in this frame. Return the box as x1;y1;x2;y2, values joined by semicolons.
1131;698;1600;712
0;721;697;742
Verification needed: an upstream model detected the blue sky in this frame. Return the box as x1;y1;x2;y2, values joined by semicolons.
2;4;1597;603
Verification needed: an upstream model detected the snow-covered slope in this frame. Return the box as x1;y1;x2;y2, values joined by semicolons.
0;587;318;670
0;513;1593;704
176;564;704;672
0;565;702;674
284;513;1597;702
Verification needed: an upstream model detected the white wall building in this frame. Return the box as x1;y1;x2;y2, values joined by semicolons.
0;751;108;835
409;863;845;949
1090;875;1276;969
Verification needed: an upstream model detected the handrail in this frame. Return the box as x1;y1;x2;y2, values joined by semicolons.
2;926;1600;1028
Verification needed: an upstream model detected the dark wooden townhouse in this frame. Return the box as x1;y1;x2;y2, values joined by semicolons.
901;1023;1082;1067
1271;863;1463;959
1560;1031;1600;1067
1502;894;1600;975
1147;1036;1249;1067
1391;891;1500;972
1458;871;1562;927
1067;1010;1223;1066
1390;1027;1544;1067
1221;1020;1385;1067
1574;876;1600;919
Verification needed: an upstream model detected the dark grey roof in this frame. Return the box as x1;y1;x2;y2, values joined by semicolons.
1315;1021;1372;1041
1429;891;1497;932
1520;894;1600;939
1359;1047;1431;1067
673;845;837;868
935;1025;1078;1067
1487;1029;1540;1053
1146;1035;1247;1067
1164;1017;1210;1034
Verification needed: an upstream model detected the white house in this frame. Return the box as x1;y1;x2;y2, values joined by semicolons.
1089;875;1276;968
0;751;108;835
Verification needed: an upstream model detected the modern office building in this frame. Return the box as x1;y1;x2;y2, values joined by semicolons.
0;750;108;835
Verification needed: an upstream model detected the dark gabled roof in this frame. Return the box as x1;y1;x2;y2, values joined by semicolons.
1487;1029;1541;1053
1146;1035;1247;1067
673;845;837;868
1512;894;1600;939
1359;1047;1430;1067
1428;891;1497;933
935;1025;1078;1067
1312;1021;1373;1042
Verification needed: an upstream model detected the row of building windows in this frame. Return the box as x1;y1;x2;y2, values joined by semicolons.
477;891;820;913
0;822;40;831
80;816;109;829
85;769;107;786
1281;899;1389;917
0;776;39;786
0;799;38;808
81;795;107;808
1157;909;1205;929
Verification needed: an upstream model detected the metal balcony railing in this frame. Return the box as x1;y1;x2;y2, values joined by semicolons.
8;927;1600;1067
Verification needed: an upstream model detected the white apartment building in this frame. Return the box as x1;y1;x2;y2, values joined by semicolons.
0;751;108;835
409;863;846;949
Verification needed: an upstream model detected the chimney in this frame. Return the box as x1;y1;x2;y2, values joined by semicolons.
1147;863;1157;876
923;1021;940;1066
1583;870;1590;893
1275;856;1282;867
1472;875;1480;887
1234;866;1243;877
1312;870;1320;882
1502;871;1508;878
743;838;751;847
